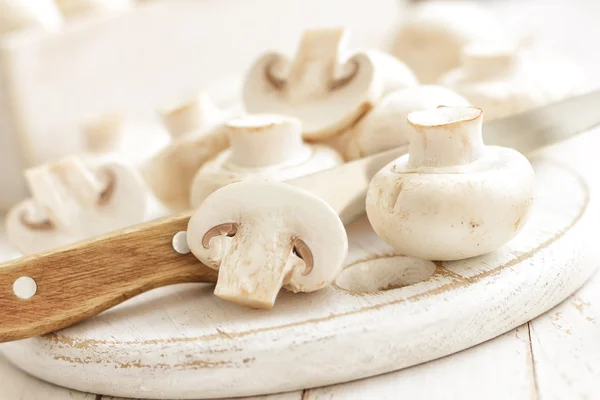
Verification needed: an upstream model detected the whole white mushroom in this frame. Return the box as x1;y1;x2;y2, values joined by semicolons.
189;114;344;207
391;0;514;83
441;44;587;121
366;106;535;261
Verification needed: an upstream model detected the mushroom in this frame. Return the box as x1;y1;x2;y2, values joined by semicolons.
346;85;469;160
391;0;514;83
366;106;535;261
186;181;348;309
243;27;418;141
140;93;229;211
440;43;586;121
189;114;344;207
81;112;124;154
5;155;148;255
55;0;134;19
0;0;62;35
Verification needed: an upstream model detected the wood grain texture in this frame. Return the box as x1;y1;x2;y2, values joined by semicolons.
0;136;595;398
0;210;217;343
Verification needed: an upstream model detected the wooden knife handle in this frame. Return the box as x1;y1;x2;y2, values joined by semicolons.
0;211;218;343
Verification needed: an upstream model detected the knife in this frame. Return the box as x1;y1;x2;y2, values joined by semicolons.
2;90;600;343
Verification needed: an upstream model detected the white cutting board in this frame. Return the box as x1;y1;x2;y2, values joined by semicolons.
0;131;598;399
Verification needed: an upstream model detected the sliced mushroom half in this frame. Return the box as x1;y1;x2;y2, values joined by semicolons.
243;27;417;141
186;181;348;309
6;156;148;255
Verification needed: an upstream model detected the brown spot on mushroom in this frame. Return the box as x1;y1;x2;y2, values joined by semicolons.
202;223;239;248
97;169;116;206
19;210;54;230
329;59;359;90
513;217;522;232
469;221;480;229
292;238;314;275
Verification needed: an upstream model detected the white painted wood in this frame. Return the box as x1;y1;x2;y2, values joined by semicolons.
305;325;536;400
0;130;596;399
0;0;401;208
0;354;94;400
528;262;600;400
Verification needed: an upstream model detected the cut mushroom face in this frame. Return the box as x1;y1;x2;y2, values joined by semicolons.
243;27;417;141
366;106;535;261
142;94;229;211
440;43;586;121
348;85;469;159
187;181;348;309
0;0;63;35
5;156;148;255
189;114;343;207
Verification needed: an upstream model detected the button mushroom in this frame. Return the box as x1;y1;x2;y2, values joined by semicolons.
366;106;535;261
189;114;344;207
347;85;469;160
391;0;515;83
186;181;348;309
0;0;62;35
140;93;229;211
243;27;418;141
5;155;148;255
440;44;586;121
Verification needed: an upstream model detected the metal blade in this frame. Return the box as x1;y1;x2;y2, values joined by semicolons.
291;90;600;224
483;89;600;154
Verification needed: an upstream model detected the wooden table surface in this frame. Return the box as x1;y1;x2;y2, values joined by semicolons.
2;1;600;399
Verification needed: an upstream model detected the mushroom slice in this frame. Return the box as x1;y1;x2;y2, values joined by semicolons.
347;85;469;159
189;114;343;207
187;181;348;309
5;156;148;255
366;106;535;261
243;27;417;141
141;94;229;211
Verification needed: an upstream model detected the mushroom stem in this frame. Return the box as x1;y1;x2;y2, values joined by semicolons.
226;115;309;168
285;27;349;101
462;44;516;78
214;227;299;309
406;106;485;168
159;92;221;139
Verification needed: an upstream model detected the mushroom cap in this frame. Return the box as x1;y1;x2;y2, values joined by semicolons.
366;146;535;260
189;143;342;208
187;181;348;293
349;85;469;159
141;125;230;211
243;51;380;140
391;0;511;83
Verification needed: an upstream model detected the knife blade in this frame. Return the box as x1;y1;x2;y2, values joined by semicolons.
1;90;599;343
